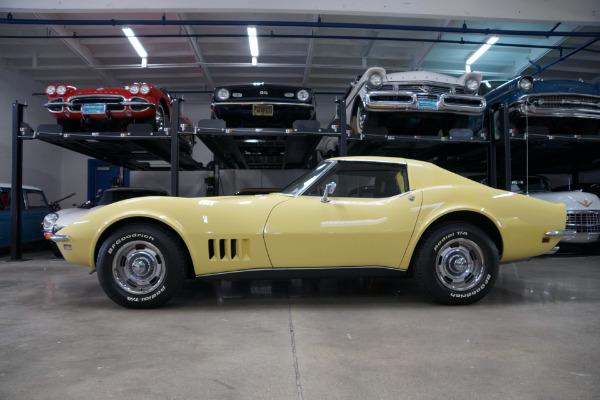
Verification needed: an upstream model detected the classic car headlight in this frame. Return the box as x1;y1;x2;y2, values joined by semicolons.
46;85;56;95
297;90;310;101
140;84;150;94
56;85;67;95
216;88;230;101
464;78;480;94
129;85;140;95
43;213;59;230
367;73;384;89
518;76;534;92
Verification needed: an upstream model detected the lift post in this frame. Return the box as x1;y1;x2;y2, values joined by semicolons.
10;102;26;261
170;98;181;197
338;98;347;157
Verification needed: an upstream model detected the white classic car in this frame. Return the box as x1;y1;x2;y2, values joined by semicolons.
509;177;600;244
43;187;168;256
342;67;486;136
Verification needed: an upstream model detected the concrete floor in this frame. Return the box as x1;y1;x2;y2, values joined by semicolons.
1;246;599;400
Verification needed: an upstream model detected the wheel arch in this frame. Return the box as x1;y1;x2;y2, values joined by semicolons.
407;210;503;272
159;97;171;121
93;216;195;279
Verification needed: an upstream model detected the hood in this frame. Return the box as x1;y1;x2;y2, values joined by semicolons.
528;191;600;211
54;205;104;228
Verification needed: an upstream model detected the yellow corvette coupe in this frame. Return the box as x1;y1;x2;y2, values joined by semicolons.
52;156;567;308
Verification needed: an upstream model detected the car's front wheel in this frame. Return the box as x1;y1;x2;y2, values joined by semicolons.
351;102;379;134
413;222;499;305
96;223;188;308
154;104;169;133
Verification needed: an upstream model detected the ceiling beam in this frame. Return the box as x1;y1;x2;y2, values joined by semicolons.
8;0;600;24
35;13;121;86
178;13;215;90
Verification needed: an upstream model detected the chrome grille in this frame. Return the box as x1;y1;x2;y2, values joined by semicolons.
394;84;456;95
528;94;600;112
129;97;151;112
46;98;63;112
566;211;600;233
67;96;126;112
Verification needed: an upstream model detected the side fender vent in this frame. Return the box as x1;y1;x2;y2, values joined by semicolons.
208;238;250;261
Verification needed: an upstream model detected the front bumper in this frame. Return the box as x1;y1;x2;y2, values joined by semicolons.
364;92;485;115
49;234;70;242
514;93;600;118
45;96;158;119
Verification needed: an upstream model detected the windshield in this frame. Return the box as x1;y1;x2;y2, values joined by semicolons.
280;161;333;196
511;177;551;193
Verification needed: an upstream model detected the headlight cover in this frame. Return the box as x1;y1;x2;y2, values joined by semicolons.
464;78;480;94
216;88;230;101
43;213;59;230
297;90;310;101
367;73;384;89
518;76;534;92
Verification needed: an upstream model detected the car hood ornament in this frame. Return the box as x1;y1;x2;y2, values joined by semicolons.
578;199;593;208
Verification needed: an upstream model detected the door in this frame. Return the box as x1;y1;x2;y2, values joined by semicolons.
263;161;422;269
22;189;50;243
87;160;130;203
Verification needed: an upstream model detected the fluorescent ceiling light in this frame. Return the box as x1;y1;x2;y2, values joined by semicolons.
122;27;148;59
247;26;259;57
466;36;499;66
252;57;257;66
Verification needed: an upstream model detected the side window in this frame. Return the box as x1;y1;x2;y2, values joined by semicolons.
26;191;48;209
304;162;408;198
0;189;10;210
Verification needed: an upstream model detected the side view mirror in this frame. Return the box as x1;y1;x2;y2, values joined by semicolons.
321;182;337;203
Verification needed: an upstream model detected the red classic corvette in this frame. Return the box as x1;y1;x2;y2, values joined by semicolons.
43;83;193;134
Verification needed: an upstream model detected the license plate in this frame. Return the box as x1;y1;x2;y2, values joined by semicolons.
417;99;438;110
82;104;106;114
253;104;273;117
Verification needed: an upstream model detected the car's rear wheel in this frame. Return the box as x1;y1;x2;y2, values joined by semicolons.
96;223;187;308
413;222;499;305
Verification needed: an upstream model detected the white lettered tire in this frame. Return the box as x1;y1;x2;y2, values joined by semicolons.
413;222;499;305
96;223;187;308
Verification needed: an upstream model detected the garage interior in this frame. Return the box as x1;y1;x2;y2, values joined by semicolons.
1;1;599;399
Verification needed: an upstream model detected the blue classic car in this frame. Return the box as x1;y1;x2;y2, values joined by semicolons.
483;76;600;137
0;183;51;248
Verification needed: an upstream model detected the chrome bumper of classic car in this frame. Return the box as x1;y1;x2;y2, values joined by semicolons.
212;101;314;107
515;93;600;118
50;234;70;242
363;92;485;115
44;96;157;114
545;230;577;236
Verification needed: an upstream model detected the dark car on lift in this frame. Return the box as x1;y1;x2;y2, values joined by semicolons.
210;83;317;128
482;76;600;137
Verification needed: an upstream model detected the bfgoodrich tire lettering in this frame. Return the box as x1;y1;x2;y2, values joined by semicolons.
413;222;499;305
96;223;187;308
